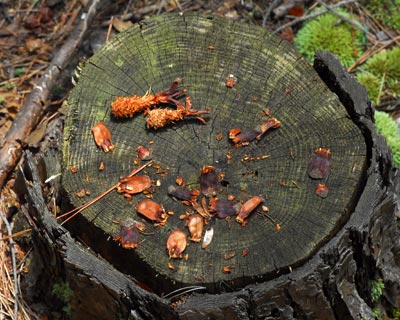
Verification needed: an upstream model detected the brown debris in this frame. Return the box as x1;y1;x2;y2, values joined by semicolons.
236;196;263;225
92;122;115;152
146;97;210;130
117;175;152;198
209;198;240;219
200;166;219;197
308;148;332;179
223;265;235;274
225;74;238;88
168;185;195;202
137;145;152;160
228;117;281;148
223;252;236;260
242;248;250;257
113;219;144;249
167;229;187;259
75;189;85;198
136;199;168;225
315;184;329;198
176;176;184;186
186;213;204;242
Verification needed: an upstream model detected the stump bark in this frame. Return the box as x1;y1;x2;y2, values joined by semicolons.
20;13;400;320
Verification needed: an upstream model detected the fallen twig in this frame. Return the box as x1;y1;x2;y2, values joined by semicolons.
163;286;206;300
356;4;400;46
0;198;19;320
59;161;153;225
100;4;161;26
272;0;358;34
0;0;107;190
262;0;281;27
348;35;400;71
106;16;114;41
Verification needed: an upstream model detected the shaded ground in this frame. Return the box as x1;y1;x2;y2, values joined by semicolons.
0;0;399;318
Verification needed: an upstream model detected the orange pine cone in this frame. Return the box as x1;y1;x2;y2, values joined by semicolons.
112;95;156;118
146;109;184;129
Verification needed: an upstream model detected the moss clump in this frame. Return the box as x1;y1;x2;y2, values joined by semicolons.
357;47;400;105
52;281;74;316
294;9;364;67
365;0;400;30
357;73;380;103
375;111;400;167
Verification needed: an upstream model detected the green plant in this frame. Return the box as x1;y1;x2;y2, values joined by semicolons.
372;307;381;319
357;72;380;104
357;47;400;105
3;82;14;90
52;281;73;316
392;308;400;320
374;111;400;167
294;9;364;67
14;67;26;77
369;278;385;303
365;0;400;30
53;85;62;95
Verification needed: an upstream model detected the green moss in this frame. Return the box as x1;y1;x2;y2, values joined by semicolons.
357;47;400;105
52;281;74;317
366;0;400;30
357;73;380;103
369;278;385;303
294;9;364;67
375;111;400;167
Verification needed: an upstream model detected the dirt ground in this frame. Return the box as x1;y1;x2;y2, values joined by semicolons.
0;0;399;318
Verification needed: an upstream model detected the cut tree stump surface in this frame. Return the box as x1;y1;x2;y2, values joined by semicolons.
62;13;367;293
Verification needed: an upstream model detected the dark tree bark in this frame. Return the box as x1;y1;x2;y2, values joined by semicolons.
19;13;400;320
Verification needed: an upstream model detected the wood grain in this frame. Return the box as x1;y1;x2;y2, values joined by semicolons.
62;13;367;293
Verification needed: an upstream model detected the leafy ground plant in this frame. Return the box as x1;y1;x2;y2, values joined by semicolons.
374;111;400;167
294;8;364;67
369;278;385;319
369;278;385;303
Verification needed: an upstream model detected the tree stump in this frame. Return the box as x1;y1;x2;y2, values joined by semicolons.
21;13;400;319
62;12;367;291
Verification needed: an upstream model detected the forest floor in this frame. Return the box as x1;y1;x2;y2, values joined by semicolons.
0;0;399;318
